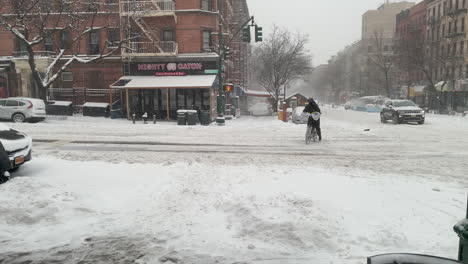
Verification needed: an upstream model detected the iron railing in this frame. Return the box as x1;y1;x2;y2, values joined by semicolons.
120;0;175;14
123;41;178;55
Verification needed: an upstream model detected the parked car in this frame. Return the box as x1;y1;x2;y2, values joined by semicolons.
0;97;46;123
380;100;425;125
291;106;308;124
0;124;32;174
345;96;389;112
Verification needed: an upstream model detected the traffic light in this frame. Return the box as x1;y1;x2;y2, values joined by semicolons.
255;25;263;42
223;46;231;60
242;26;251;43
225;84;233;92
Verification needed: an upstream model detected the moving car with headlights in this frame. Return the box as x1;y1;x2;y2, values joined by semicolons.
291;106;308;124
0;124;32;173
0;97;46;123
380;100;425;125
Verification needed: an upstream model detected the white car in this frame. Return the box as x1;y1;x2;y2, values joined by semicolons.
0;97;46;123
0;124;32;173
291;106;308;124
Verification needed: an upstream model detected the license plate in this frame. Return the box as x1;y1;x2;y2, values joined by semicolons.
411;114;416;117
14;156;25;165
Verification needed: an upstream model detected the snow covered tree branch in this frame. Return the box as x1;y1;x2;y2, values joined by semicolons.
0;0;127;101
252;25;312;111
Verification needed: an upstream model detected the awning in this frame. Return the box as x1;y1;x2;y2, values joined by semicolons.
110;75;217;90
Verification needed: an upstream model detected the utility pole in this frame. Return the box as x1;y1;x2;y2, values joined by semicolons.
216;22;225;125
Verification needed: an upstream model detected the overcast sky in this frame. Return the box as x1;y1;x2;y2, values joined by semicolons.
248;0;400;66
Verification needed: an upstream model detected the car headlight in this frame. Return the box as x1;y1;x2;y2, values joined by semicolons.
420;110;425;114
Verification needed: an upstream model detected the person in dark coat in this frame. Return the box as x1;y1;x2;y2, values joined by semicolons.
303;97;322;141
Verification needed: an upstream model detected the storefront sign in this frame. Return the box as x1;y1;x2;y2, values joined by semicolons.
132;61;217;76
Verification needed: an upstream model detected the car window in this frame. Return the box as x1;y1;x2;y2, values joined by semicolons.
18;101;26;106
0;100;6;106
394;101;416;107
5;100;18;107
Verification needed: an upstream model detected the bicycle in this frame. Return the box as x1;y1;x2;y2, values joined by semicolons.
304;112;321;145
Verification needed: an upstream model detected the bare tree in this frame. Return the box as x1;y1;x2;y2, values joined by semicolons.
394;23;452;110
253;25;312;111
368;31;395;98
0;0;129;100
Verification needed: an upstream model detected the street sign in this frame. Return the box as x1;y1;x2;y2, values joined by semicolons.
205;69;219;74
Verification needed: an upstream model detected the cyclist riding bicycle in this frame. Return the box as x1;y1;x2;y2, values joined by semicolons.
303;97;322;141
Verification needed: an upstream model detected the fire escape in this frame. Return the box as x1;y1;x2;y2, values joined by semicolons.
119;0;178;58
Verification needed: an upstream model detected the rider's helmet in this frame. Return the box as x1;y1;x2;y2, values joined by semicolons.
308;97;315;104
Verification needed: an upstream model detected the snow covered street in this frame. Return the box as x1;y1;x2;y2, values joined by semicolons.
1;106;467;264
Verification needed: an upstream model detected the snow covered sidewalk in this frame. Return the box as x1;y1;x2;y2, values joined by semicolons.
0;157;465;264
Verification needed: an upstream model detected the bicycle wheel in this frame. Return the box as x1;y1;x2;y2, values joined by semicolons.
312;128;318;142
305;127;312;145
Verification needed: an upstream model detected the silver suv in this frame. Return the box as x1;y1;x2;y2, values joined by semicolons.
0;97;46;123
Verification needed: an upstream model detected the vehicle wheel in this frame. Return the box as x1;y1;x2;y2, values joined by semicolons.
393;115;400;125
380;114;387;123
12;113;25;123
418;120;425;125
305;127;312;145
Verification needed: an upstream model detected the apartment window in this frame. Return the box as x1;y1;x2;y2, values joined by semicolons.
201;0;212;11
438;4;442;17
383;45;389;52
61;30;72;49
465;65;468;77
464;0;467;8
86;0;99;12
107;28;120;48
202;30;212;52
162;30;174;42
61;72;73;82
453;42;457;55
89;30;100;55
450;0;453;10
40;0;51;12
449;22;452;33
162;30;175;52
463;17;466;32
44;33;54;52
442;24;446;36
461;41;465;54
456;0;460;9
455;19;458;33
460;65;463;78
15;36;27;53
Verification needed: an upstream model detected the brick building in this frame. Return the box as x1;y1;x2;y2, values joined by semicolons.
0;0;252;120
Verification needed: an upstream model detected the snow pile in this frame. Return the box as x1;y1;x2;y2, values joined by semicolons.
0;157;464;264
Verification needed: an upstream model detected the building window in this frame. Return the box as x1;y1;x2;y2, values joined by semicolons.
61;30;72;49
162;30;174;52
464;0;467;8
61;72;73;82
202;30;212;52
162;30;174;42
463;17;466;32
453;43;457;56
107;28;120;48
461;41;465;55
449;22;452;34
201;0;212;11
86;0;99;12
44;33;54;52
89;30;100;55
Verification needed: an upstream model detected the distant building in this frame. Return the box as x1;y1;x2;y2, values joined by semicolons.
361;1;415;98
362;1;416;39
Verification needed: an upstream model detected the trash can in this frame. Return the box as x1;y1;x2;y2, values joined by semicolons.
455;219;468;263
46;101;73;116
177;110;187;125
187;110;197;125
200;111;210;126
83;102;110;117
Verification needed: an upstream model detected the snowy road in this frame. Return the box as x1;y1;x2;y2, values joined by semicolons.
0;106;467;264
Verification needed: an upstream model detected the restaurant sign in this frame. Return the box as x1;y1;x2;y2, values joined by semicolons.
133;62;217;76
